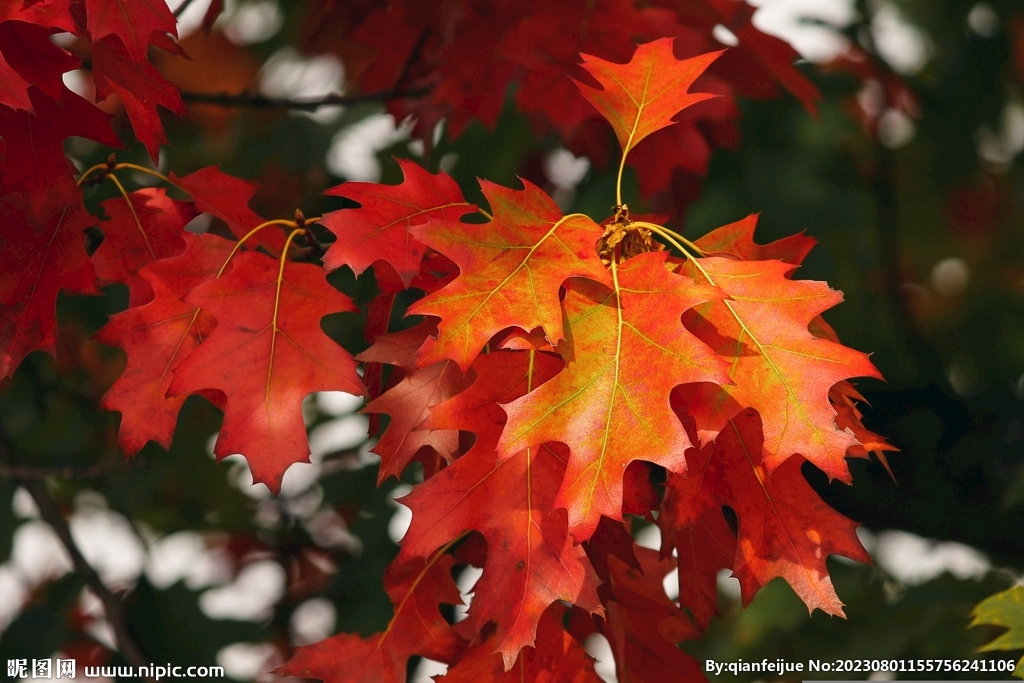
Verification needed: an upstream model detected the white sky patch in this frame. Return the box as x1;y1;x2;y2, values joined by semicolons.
749;0;856;62
146;530;234;590
316;391;364;417
872;529;990;585
259;47;345;123
584;633;618;683
200;560;286;621
290;597;337;645
387;484;414;543
223;0;282;45
217;642;278;681
870;1;933;75
326;113;414;182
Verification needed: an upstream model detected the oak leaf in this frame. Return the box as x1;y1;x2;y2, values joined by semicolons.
438;607;604;683
574;37;721;156
970;586;1024;677
679;256;880;482
322;158;477;285
499;252;728;541
168;251;363;491
91;187;196;305
0;199;99;378
276;553;466;683
409;178;610;371
96;233;233;455
662;409;870;616
83;0;178;63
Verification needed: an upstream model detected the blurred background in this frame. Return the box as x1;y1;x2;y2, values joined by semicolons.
2;0;1024;680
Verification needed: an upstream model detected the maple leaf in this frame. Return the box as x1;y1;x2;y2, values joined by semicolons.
168;251;363;491
276;553;466;683
357;322;469;483
574;37;721;157
409;178;611;371
499;251;729;541
438;606;604;683
321;158;477;285
91;187;196;305
970;586;1024;677
84;0;178;63
92;35;187;162
96;233;233;455
678;256;880;482
604;549;705;683
170;166;286;253
663;409;870;616
0;198;99;379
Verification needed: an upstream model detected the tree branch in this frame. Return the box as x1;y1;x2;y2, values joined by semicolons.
0;453;121;480
178;86;430;111
173;0;199;18
0;432;149;672
22;480;152;671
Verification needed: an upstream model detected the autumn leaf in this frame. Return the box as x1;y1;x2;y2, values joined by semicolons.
662;409;870;616
0;20;79;111
170;166;286;253
322;158;477;286
604;549;705;683
0;88;119;226
92;35;186;162
0;199;99;379
83;0;178;63
276;553;467;683
168;251;363;491
91;187;196;305
679;256;880;482
438;606;604;683
409;178;611;371
500;251;729;541
693;213;816;265
357;322;469;484
574;37;722;157
96;233;233;455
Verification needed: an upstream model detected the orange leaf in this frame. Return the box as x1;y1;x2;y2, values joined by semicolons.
168;251;363;491
574;37;722;156
409;178;610;372
500;252;729;541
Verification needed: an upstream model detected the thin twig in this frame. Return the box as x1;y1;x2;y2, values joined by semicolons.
178;86;431;111
0;455;120;481
173;0;199;18
22;480;152;671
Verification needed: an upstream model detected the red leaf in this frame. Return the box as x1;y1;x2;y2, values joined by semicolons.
438;606;604;683
574;37;722;156
663;409;871;615
170;166;286;253
0;198;99;378
679;256;880;482
276;553;466;683
0;21;78;110
91;188;196;305
83;0;178;63
409;178;611;372
0;87;119;226
168;251;363;491
604;549;705;683
322;158;477;285
96;233;233;455
693;213;816;264
92;35;186;161
499;252;728;541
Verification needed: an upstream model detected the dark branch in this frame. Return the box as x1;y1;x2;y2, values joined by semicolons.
22;480;152;671
0;432;148;672
0;453;121;480
178;86;431;111
173;0;199;18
